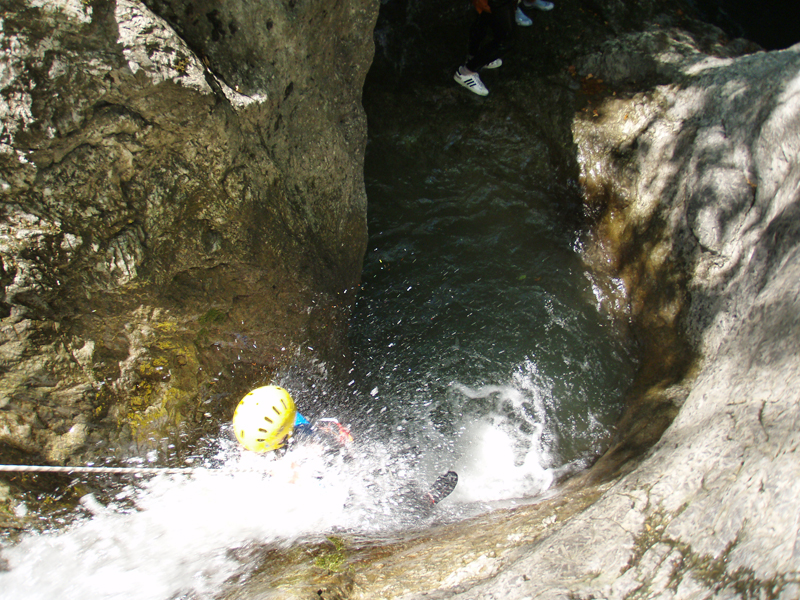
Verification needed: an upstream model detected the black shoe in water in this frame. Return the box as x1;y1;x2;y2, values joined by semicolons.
426;471;458;505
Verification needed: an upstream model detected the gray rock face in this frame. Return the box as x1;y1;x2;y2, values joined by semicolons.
0;0;377;464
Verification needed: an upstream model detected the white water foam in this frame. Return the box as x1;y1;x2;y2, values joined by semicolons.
0;379;560;600
448;381;555;503
0;443;356;600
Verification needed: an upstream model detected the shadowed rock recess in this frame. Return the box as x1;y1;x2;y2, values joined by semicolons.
2;0;800;599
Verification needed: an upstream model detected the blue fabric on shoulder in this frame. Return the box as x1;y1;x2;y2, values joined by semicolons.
294;412;314;438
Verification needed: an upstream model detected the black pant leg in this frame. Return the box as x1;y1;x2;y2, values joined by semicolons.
465;1;515;71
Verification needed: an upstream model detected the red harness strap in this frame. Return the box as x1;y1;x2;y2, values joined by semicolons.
316;418;354;446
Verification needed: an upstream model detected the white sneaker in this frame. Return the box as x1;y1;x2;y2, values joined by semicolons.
454;68;489;96
524;0;554;10
515;7;533;26
467;55;503;70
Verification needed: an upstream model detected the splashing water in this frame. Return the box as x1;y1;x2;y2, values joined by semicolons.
0;444;348;600
0;299;620;600
1;60;639;600
0;393;555;600
448;383;554;503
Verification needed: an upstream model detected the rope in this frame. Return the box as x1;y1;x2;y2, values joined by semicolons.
0;464;212;475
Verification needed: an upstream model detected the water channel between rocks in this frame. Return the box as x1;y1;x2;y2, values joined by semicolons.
0;96;638;600
350;98;638;505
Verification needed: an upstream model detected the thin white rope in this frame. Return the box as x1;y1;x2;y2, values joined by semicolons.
0;464;221;475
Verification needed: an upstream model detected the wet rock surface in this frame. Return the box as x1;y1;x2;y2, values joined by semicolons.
0;0;377;468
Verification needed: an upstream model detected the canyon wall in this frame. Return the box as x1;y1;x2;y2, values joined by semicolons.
0;0;377;466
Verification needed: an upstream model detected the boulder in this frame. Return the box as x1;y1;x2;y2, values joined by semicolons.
0;0;377;465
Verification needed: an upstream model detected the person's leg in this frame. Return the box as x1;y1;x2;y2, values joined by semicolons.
489;0;515;54
456;1;515;95
456;9;490;95
467;11;492;60
465;0;514;71
394;471;459;520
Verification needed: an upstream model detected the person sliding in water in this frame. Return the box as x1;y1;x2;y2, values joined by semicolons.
231;385;458;511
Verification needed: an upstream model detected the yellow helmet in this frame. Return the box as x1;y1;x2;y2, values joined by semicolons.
232;386;297;452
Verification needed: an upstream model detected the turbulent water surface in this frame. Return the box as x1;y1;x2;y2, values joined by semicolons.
348;108;637;505
0;99;637;600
